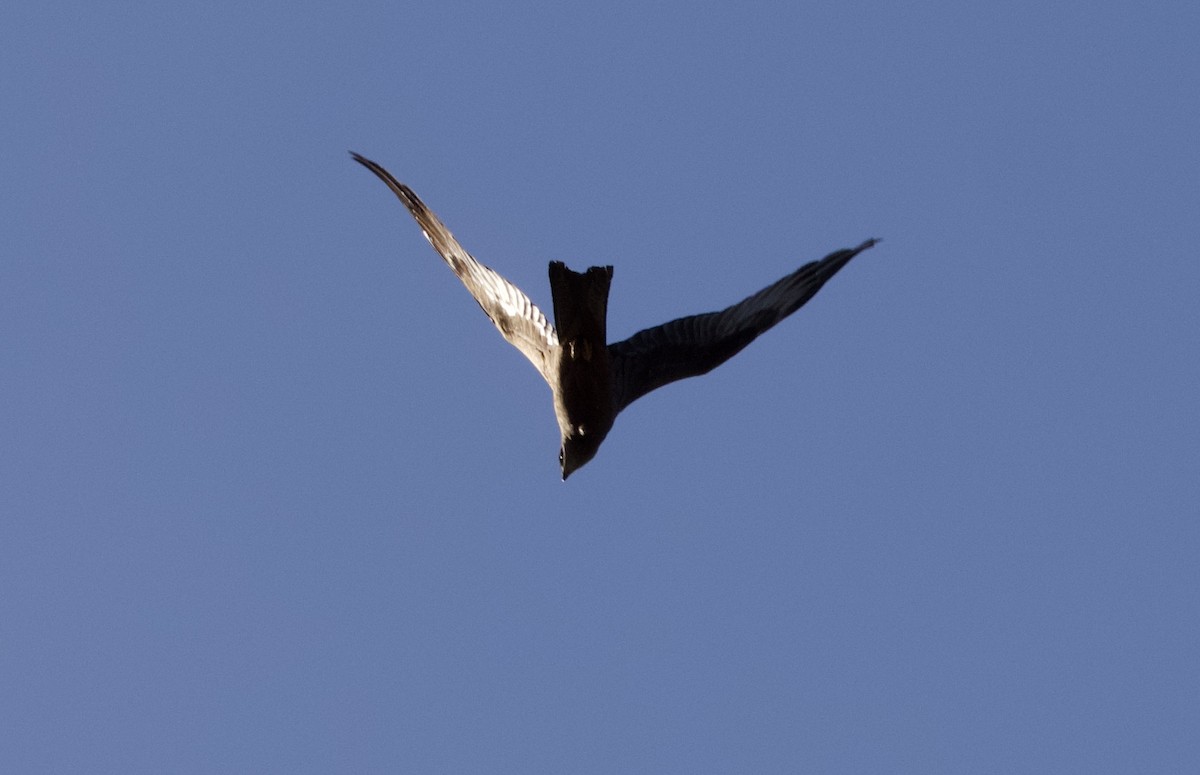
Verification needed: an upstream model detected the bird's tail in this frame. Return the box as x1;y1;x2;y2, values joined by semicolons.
548;262;614;345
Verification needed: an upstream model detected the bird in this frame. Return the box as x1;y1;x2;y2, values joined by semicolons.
351;152;878;480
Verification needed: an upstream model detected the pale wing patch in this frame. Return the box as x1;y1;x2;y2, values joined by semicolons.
352;153;559;380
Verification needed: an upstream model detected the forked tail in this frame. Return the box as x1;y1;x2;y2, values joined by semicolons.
548;262;614;345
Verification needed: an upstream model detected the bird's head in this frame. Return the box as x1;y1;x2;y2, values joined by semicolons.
559;425;604;481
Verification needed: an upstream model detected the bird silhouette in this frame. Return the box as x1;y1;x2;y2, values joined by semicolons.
351;152;878;479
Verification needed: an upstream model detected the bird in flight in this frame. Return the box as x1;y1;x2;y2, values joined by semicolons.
351;152;878;480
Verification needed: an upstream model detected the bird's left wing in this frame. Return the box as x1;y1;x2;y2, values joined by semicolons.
352;153;558;383
608;239;878;415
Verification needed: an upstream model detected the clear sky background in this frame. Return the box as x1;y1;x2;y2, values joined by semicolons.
3;2;1198;772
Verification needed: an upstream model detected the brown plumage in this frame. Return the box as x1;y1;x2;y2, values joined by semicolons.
351;152;878;479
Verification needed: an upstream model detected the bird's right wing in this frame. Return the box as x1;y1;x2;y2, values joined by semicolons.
352;153;559;383
608;239;878;415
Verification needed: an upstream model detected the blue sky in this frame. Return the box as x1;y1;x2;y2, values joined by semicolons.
3;2;1198;772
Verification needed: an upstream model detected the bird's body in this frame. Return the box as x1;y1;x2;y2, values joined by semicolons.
546;262;616;475
351;152;878;479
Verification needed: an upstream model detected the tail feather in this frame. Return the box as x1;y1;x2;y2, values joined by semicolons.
548;262;613;345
